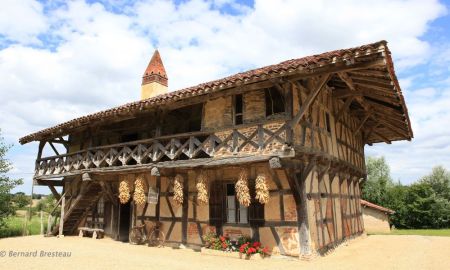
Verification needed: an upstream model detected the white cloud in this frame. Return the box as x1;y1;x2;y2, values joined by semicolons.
0;0;48;45
0;0;448;192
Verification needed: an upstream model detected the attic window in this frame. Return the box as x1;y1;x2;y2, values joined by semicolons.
234;94;243;125
265;87;285;117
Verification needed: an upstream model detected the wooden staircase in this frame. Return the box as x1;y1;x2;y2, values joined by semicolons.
52;182;103;236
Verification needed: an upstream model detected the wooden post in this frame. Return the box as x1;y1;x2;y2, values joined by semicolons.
40;210;44;235
181;174;189;246
58;195;65;237
22;215;28;236
296;168;313;259
47;214;52;235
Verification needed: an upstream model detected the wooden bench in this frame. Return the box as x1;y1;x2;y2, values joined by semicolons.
78;227;105;239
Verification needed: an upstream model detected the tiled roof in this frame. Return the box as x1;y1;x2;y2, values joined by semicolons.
19;40;412;145
361;199;395;214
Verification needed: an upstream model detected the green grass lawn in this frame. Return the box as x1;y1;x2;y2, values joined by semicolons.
371;229;450;237
0;214;49;238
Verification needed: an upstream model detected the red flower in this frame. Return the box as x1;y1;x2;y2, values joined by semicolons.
222;242;228;249
239;243;248;253
252;242;261;248
219;236;226;242
262;247;269;254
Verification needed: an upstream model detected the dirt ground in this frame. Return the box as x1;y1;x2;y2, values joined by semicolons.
0;234;449;270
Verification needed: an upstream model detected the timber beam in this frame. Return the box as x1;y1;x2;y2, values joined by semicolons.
34;179;64;186
289;74;331;127
99;181;118;207
337;72;406;144
48;185;61;201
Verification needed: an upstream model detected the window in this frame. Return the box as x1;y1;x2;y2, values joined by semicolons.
234;94;243;125
325;112;331;133
225;183;248;224
265;87;285;117
161;103;203;135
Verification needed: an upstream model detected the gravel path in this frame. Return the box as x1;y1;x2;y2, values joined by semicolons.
0;234;449;270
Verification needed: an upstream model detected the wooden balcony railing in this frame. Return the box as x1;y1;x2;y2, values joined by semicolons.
35;120;292;178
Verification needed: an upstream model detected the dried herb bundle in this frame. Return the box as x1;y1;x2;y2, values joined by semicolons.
196;171;209;205
173;174;184;206
255;173;269;204
119;177;131;204
235;169;251;207
133;175;146;206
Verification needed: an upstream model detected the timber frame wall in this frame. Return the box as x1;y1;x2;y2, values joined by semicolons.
27;42;412;258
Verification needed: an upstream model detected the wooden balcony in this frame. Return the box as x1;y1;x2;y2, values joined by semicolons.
34;120;294;179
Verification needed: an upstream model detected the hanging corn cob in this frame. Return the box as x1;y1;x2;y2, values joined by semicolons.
255;172;269;204
173;174;184;206
196;171;209;205
118;176;131;204
133;175;147;206
235;169;251;207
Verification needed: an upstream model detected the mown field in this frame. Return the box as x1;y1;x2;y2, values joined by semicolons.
369;229;450;237
0;214;48;238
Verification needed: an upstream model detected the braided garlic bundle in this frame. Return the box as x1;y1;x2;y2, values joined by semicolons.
196;171;209;205
235;169;251;207
119;178;131;204
173;174;184;206
255;173;269;204
133;175;146;206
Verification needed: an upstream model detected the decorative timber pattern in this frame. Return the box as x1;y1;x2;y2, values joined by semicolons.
35;121;291;178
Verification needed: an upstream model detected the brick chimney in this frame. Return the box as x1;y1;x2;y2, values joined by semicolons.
141;50;168;100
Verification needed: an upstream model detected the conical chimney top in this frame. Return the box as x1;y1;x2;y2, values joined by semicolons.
141;49;168;99
143;49;167;80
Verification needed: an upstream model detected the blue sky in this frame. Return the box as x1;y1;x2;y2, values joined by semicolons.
0;0;449;194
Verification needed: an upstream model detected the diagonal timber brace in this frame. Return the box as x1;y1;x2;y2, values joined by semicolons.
289;74;331;128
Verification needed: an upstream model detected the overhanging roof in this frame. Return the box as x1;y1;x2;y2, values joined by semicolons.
19;40;413;145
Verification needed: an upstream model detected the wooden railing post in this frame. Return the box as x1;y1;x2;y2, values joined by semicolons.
58;195;65;237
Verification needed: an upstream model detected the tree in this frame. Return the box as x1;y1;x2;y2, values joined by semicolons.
420;166;450;200
0;129;23;227
384;181;408;228
403;182;450;228
362;156;393;206
12;192;30;209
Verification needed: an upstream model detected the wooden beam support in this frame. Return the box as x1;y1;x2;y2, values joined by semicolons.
335;97;354;122
289;74;331;127
373;130;392;144
34;179;64;186
364;123;380;143
354;113;370;135
285;161;316;259
99;181;117;207
48;185;61;201
48;142;60;156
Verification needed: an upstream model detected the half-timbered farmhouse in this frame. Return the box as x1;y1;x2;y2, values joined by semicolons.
20;40;412;258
